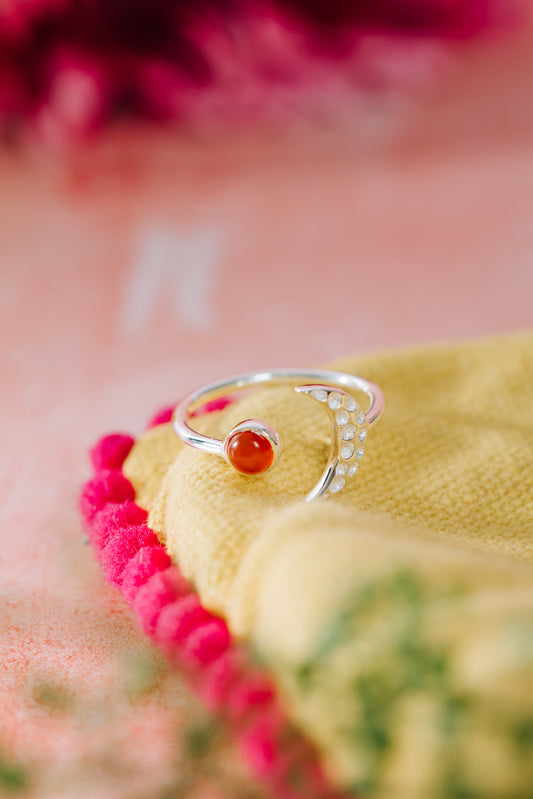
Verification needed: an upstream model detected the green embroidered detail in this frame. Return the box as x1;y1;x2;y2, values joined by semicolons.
513;717;533;750
292;570;533;798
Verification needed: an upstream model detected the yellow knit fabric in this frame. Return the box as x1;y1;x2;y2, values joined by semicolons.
124;331;533;798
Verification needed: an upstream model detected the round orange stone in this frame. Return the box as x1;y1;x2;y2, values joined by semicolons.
226;430;274;475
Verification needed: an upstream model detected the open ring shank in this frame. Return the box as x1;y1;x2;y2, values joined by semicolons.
173;368;384;458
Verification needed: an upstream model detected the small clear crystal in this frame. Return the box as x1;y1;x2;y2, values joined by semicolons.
336;462;348;476
330;475;345;493
335;409;349;426
348;463;359;476
344;395;357;412
341;424;355;441
356;447;364;459
341;442;355;460
355;413;365;425
328;392;342;410
358;429;367;442
310;389;327;403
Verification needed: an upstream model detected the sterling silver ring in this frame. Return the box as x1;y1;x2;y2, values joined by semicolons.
173;369;384;502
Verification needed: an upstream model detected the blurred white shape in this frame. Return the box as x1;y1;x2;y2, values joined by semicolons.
120;226;219;333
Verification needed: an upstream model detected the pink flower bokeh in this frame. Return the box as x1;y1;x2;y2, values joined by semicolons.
0;0;517;142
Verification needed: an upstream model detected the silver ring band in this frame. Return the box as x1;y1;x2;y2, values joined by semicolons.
173;369;384;502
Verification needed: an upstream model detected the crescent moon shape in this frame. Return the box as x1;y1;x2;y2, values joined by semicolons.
295;384;368;501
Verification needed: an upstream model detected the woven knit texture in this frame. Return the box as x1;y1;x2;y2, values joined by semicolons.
123;330;533;797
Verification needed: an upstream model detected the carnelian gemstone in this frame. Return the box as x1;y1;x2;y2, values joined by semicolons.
226;430;274;475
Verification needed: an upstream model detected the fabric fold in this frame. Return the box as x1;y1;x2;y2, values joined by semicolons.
123;330;533;797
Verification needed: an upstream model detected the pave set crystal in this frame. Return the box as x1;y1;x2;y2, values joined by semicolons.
310;387;367;496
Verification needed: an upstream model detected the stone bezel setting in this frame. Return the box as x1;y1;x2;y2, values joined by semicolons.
223;419;280;476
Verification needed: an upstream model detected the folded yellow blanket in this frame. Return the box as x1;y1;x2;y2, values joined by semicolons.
124;330;533;798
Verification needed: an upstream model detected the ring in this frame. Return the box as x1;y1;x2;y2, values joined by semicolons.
173;369;384;502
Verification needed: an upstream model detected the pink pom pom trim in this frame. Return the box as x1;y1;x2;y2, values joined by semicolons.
238;708;287;777
147;394;236;430
80;408;352;799
155;594;212;646
79;469;135;525
91;501;148;551
181;618;231;666
100;524;160;586
90;433;135;471
147;405;175;428
121;546;172;603
191;395;235;417
133;568;191;635
228;672;276;719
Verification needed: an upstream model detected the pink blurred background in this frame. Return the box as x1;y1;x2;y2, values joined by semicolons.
1;2;533;795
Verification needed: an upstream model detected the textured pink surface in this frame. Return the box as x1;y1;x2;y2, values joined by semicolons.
1;16;533;796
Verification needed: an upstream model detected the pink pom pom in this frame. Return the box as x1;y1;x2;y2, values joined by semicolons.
100;524;159;586
197;650;247;710
121;546;172;603
228;672;276;720
90;501;147;552
79;470;135;524
90;433;135;471
182;618;231;666
146;405;175;428
192;395;235;417
154;594;212;649
148;395;235;429
238;708;287;778
133;567;191;635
